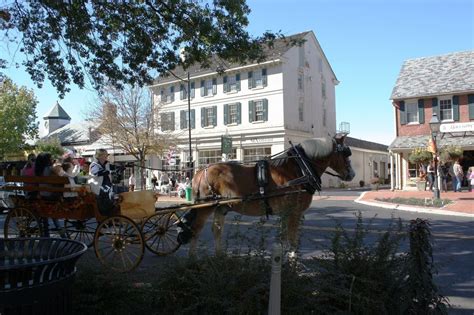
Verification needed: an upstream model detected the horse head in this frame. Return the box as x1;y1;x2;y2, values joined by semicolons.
329;134;355;181
300;134;355;182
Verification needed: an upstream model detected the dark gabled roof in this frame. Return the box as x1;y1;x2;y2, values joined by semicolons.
152;31;311;85
391;51;474;100
388;134;474;150
43;102;71;120
346;137;388;152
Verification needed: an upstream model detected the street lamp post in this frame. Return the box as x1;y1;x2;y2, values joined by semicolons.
187;72;193;180
429;112;441;199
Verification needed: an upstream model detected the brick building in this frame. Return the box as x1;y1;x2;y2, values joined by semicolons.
389;51;474;190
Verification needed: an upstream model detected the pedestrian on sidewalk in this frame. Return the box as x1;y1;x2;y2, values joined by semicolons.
438;163;449;193
129;172;136;192
468;166;474;192
453;160;463;192
427;161;435;191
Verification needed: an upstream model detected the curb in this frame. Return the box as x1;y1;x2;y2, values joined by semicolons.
355;191;474;218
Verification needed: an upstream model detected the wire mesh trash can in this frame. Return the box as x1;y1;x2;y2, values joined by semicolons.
0;238;87;315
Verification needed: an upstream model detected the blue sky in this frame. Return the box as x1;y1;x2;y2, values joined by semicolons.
1;0;473;144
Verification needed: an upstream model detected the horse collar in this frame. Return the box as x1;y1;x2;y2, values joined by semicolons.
290;144;322;194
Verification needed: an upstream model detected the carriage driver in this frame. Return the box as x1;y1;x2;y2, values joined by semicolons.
88;149;114;215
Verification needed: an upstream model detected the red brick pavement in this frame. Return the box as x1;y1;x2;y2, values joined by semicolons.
359;189;474;215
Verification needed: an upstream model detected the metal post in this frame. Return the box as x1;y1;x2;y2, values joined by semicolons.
187;72;193;180
432;133;440;199
268;242;282;315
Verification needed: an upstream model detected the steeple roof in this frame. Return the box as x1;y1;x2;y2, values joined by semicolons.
43;101;71;120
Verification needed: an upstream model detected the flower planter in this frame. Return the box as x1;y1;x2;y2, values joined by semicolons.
416;181;426;191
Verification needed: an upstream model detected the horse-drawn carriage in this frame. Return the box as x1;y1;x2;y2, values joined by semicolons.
0;175;187;272
1;135;355;272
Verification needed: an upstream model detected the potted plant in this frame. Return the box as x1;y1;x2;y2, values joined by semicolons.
408;148;432;191
439;145;463;162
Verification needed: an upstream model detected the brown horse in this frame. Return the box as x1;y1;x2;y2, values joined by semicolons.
184;134;355;255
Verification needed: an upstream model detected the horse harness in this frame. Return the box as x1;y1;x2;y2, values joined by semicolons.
199;140;350;218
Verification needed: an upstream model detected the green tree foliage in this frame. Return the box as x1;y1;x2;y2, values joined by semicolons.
35;136;65;159
2;1;283;97
0;78;38;159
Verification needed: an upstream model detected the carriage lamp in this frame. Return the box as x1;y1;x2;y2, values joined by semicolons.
429;112;441;199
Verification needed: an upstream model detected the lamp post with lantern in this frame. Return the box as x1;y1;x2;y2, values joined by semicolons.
429;112;441;199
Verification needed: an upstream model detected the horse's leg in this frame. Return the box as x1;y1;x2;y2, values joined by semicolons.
286;210;304;260
188;207;215;256
212;206;228;255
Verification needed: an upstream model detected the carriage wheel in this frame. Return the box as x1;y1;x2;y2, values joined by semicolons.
64;219;97;247
141;212;181;256
4;207;42;238
94;215;144;272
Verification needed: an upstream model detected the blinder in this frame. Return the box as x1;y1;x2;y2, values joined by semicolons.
336;144;351;158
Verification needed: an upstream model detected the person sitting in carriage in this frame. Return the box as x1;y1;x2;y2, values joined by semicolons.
88;149;115;215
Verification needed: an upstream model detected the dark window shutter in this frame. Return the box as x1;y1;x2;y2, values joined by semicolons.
169;112;175;131
190;82;195;98
453;95;459;121
190;109;195;129
248;71;253;89
468;94;474;119
418;99;425;124
263;99;268;121
249;101;255;122
223;104;229;125
201;107;205;127
180;110;185;129
200;80;205;96
236;74;241;91
170;86;175;102
432;98;439;118
399;101;406;125
212;106;217;126
160;90;164;102
180;84;185;100
237;102;241;124
160;113;166;130
212;78;217;95
223;76;229;93
262;68;267;87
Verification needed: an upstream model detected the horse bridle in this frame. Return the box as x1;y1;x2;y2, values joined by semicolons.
324;141;352;179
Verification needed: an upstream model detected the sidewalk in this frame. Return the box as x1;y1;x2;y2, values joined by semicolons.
356;189;474;217
156;189;474;218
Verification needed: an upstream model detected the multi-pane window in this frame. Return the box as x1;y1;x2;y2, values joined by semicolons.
243;147;271;163
406;102;419;123
200;79;217;97
160;86;175;103
249;99;268;122
321;77;326;99
298;100;304;122
440;99;452;121
198;149;220;165
223;74;240;92
255;100;264;121
224;103;241;125
298;73;304;90
248;69;267;89
180;82;195;100
180;109;195;129
201;106;217;127
160;112;175;131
